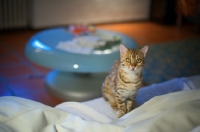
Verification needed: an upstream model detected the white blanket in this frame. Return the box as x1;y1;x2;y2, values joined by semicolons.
1;89;200;132
56;76;199;122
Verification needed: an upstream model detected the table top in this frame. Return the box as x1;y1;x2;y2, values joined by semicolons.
25;28;137;73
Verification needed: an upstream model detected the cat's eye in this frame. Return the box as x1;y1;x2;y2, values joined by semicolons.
136;58;141;63
136;55;141;63
126;58;131;63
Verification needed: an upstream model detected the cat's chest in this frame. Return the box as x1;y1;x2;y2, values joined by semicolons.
118;70;139;84
126;72;138;80
117;88;137;98
116;69;141;90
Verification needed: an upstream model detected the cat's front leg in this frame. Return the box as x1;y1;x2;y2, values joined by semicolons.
115;91;127;118
126;98;134;113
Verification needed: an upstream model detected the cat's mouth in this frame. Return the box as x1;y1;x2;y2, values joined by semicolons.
131;66;136;71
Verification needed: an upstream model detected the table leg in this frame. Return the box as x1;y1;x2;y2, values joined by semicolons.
45;70;108;101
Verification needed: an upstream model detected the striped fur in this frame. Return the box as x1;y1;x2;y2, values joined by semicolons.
102;45;148;118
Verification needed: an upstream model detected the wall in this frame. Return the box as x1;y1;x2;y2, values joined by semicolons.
29;0;151;29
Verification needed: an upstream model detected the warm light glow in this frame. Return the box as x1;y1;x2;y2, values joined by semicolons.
73;64;79;69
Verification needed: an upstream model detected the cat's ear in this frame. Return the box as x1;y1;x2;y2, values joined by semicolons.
140;46;148;57
119;44;128;56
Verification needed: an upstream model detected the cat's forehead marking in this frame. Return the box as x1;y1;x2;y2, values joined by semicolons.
129;52;133;59
128;49;138;58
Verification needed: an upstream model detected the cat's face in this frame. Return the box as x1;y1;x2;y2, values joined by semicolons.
119;45;148;72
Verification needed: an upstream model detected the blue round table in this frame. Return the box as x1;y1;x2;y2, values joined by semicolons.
25;28;137;101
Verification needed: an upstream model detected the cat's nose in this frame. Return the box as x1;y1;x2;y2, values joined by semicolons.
131;66;135;70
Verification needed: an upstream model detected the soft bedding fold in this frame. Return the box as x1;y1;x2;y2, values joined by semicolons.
0;76;200;132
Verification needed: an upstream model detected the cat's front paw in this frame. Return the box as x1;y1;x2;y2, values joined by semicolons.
118;110;126;118
118;112;125;118
111;104;118;111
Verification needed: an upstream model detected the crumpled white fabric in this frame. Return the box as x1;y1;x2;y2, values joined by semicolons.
56;33;117;55
56;36;105;54
0;96;123;132
114;89;200;132
1;76;200;132
56;101;113;123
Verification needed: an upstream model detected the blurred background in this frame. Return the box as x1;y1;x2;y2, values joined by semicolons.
0;0;200;106
0;0;199;30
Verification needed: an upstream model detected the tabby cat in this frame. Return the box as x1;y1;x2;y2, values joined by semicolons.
102;44;148;118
